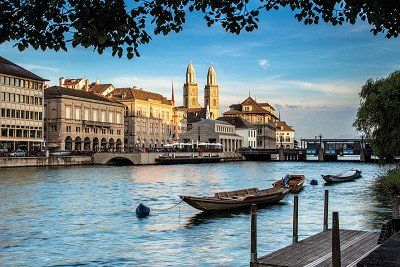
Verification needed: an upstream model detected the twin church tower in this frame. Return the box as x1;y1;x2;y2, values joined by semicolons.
182;62;220;119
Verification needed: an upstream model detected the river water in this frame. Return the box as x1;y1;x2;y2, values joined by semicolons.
0;161;393;266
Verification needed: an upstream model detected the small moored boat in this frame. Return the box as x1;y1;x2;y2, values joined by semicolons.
180;187;290;212
322;170;362;183
273;174;305;193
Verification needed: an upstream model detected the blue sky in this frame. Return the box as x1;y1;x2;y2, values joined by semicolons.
1;8;399;139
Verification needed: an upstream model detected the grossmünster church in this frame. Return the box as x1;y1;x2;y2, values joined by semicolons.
177;62;220;121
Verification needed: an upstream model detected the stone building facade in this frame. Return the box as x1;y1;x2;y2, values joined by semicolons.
111;87;174;149
223;96;277;149
44;86;125;151
0;56;48;152
179;119;243;152
217;116;257;148
276;121;295;148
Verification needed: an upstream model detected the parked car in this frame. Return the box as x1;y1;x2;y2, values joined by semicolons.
49;150;72;156
9;149;27;157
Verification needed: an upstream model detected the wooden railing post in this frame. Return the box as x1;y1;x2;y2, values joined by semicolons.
293;195;299;244
251;204;258;265
332;212;341;267
323;190;329;231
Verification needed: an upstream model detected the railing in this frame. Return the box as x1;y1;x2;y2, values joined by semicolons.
82;120;113;128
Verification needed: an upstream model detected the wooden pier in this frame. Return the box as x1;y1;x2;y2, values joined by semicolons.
255;229;379;267
250;190;381;267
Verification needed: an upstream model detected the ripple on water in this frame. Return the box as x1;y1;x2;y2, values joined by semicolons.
0;162;394;266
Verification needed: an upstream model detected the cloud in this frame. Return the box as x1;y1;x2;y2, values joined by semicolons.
258;59;270;69
21;64;59;72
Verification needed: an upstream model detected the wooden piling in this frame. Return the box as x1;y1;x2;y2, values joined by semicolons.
323;190;329;231
332;212;341;267
293;195;299;244
251;204;258;265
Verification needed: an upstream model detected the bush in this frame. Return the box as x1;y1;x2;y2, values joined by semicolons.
374;167;400;204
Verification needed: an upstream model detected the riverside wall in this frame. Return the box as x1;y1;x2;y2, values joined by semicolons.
0;156;93;168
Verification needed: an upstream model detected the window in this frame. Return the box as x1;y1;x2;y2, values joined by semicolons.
1;128;7;137
116;113;121;124
0;76;4;84
84;109;89;120
66;126;71;132
66;106;72;119
93;110;98;121
108;112;113;123
101;111;106;122
1;92;5;101
76;127;81;133
75;107;80;120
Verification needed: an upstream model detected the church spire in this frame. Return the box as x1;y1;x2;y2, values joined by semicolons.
207;65;217;86
186;61;196;84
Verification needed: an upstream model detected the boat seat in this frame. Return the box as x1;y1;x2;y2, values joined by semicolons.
215;188;259;198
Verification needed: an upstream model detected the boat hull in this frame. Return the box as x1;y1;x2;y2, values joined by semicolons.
322;170;362;183
180;188;290;212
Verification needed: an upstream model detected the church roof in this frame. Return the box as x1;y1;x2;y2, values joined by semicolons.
276;121;295;132
113;87;172;105
0;56;48;81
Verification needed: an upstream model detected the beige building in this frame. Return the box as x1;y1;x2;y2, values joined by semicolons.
0;56;48;152
111;87;174;149
179;119;243;152
223;96;277;149
59;77;89;90
276;121;295;148
44;86;125;151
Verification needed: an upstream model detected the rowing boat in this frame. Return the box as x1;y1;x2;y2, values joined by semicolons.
273;174;305;193
180;187;290;212
322;170;362;183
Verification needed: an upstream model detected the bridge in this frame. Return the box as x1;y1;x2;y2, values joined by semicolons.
92;152;160;165
241;138;374;162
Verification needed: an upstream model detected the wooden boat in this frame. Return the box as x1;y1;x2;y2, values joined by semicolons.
180;187;290;212
273;174;305;193
322;170;362;183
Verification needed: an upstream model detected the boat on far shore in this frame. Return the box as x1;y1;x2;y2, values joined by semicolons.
273;174;305;193
180;187;290;212
322;170;362;183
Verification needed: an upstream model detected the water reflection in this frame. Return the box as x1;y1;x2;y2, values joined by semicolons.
0;161;394;266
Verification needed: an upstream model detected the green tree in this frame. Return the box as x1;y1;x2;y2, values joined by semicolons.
353;70;400;163
0;0;399;59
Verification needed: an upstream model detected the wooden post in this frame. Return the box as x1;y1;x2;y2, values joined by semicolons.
251;204;258;265
293;195;299;244
332;212;341;267
393;192;399;219
323;190;329;231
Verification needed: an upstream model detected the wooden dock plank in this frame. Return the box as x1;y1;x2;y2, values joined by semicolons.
255;230;379;267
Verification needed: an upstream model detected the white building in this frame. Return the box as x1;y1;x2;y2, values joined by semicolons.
217;116;257;148
276;121;295;148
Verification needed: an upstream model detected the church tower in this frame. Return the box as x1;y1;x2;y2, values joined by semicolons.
204;65;220;119
183;62;201;109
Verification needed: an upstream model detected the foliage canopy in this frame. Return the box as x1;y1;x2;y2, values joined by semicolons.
1;0;399;59
354;71;400;163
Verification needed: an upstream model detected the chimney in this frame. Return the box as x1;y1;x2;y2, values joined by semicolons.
59;77;65;87
85;78;89;91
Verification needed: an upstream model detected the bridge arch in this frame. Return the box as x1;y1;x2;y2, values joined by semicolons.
105;156;135;165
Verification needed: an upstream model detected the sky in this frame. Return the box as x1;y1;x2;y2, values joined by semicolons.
1;8;399;139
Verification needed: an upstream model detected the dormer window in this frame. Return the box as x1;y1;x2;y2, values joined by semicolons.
243;105;252;111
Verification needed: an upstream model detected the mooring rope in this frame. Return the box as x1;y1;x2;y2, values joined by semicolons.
151;199;184;211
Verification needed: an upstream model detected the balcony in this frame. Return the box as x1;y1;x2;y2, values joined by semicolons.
82;120;113;128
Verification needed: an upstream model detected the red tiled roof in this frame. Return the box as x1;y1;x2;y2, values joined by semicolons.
89;83;114;94
259;102;275;110
276;121;295;132
63;78;83;86
0;56;48;81
113;87;172;105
